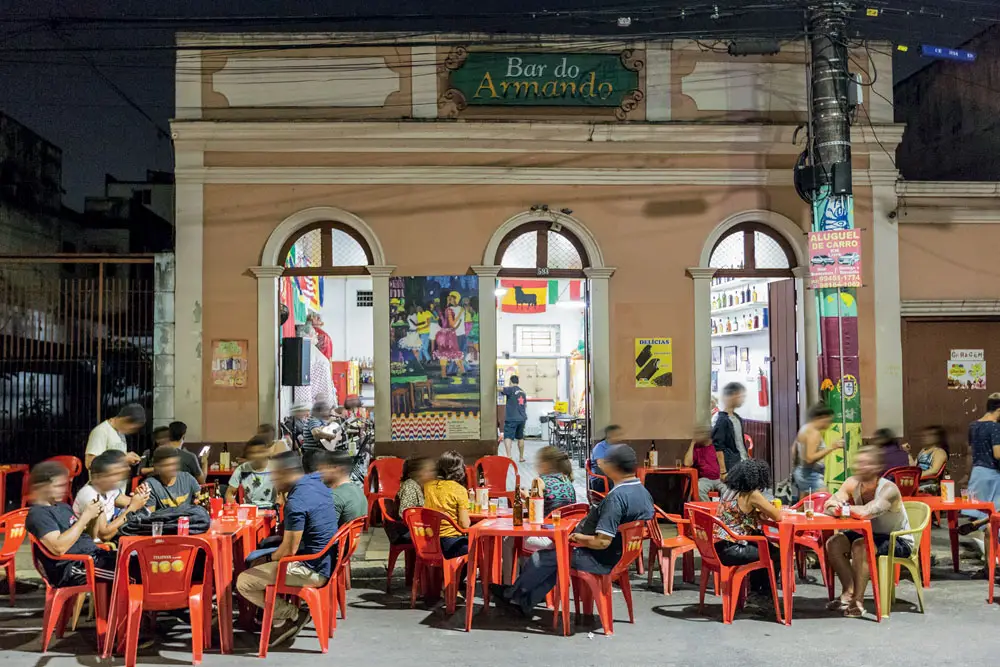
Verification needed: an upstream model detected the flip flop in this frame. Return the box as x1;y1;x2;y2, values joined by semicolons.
843;603;864;618
957;522;980;536
825;598;848;611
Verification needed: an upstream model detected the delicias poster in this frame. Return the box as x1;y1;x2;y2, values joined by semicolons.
634;337;673;387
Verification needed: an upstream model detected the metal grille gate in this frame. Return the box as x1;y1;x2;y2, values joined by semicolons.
0;256;154;472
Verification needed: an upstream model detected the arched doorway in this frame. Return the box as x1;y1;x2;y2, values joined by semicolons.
693;211;810;486
478;212;606;467
252;207;391;437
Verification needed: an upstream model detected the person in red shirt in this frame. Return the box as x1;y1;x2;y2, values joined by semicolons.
684;428;726;500
307;313;333;360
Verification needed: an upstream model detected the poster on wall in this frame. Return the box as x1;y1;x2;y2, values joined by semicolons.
948;349;986;390
808;229;862;288
211;340;248;388
389;275;481;440
634;337;672;387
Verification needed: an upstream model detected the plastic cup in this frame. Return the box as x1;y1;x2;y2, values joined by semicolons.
488;500;498;517
803;500;815;518
151;521;164;537
674;459;683;468
961;488;971;502
552;510;562;527
238;507;250;523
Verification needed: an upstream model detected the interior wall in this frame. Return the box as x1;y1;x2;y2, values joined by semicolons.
319;276;374;361
497;306;585;358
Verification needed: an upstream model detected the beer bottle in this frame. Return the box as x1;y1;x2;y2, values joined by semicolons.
512;475;524;526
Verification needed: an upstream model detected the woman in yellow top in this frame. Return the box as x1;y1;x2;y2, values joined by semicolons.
423;450;471;557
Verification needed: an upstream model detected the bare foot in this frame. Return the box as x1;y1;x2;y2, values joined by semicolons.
843;600;864;618
825;596;850;611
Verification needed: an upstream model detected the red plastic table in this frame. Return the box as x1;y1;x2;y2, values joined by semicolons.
766;511;882;625
0;464;29;509
638;466;699;501
901;495;994;587
464;518;573;635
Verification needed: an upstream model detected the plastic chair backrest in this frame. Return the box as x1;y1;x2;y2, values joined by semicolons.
403;507;463;566
0;508;30;559
902;501;931;555
46;456;84;479
688;509;724;570
366;457;404;497
378;497;405;532
475;456;518;491
609;521;649;578
792;491;832;511
29;534;90;588
551;502;589;520
883;466;922;496
744;434;754;456
131;536;214;609
341;516;367;561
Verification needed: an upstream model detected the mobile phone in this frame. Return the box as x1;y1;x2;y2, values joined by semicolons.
199;445;211;457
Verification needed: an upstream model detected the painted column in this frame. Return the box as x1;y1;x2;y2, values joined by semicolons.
686;267;718;427
250;266;283;428
173;149;204;439
368;265;396;444
585;267;616;436
872;182;904;434
472;266;502;442
152;253;176;428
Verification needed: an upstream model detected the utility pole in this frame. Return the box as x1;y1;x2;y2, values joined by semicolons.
804;1;860;489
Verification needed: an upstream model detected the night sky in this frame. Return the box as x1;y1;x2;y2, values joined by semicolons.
1;0;991;208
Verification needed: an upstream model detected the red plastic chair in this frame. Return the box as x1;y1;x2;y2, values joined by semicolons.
464;465;476;489
46;456;84;501
329;516;367;631
790;491;832;583
257;521;352;657
989;514;1000;604
646;506;696;595
30;535;111;652
111;536;214;667
744;434;754;457
0;508;29;605
585;459;609;503
562;520;648;636
883;466;923;497
688;509;781;624
378;497;415;593
473;456;518;503
364;457;404;527
403;507;468;615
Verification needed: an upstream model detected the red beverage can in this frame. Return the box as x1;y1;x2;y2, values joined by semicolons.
177;516;190;536
209;497;223;518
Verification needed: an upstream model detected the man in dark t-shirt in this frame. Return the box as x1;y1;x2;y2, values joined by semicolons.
491;444;654;616
501;375;528;462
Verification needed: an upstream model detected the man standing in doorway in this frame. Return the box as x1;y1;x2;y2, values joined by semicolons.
712;382;748;483
85;404;145;488
501;375;528;463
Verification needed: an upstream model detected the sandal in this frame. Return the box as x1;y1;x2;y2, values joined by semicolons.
825;598;848;612
843;602;864;618
957;522;981;536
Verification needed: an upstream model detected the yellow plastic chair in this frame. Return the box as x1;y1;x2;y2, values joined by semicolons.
877;500;931;619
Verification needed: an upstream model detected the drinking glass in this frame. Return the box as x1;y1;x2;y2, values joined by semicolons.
803;499;815;518
961;488;971;502
674;459;683;468
488;500;498;517
551;510;562;526
151;521;164;537
238;507;250;523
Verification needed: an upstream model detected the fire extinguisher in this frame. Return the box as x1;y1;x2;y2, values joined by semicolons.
758;368;769;407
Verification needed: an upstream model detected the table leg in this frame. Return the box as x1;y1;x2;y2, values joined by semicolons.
464;532;479;632
215;538;234;653
862;527;881;623
554;530;570;636
492;535;503;584
689;471;699;501
921;516;932;589
948;510;960;573
779;523;794;625
481;536;494;610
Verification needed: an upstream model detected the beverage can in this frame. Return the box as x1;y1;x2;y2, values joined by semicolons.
841;503;851;518
940;478;955;503
177;516;190;536
529;498;545;524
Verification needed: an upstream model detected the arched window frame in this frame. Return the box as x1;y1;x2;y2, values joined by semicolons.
278;221;374;276
493;221;590;278
709;222;797;278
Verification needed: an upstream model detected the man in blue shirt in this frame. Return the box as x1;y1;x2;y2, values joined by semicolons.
491;444;654;616
588;424;622;493
236;451;338;647
501;375;528;462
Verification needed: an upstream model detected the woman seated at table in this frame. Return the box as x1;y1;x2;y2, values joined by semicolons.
905;425;948;493
712;459;783;612
385;456;436;544
522;446;577;553
423;450;471;558
823;446;912;618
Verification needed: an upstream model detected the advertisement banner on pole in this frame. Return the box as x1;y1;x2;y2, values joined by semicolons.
808;229;862;288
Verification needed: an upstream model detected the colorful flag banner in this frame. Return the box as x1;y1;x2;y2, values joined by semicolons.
500;279;548;313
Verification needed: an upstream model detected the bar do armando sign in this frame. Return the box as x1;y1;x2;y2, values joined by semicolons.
441;48;643;118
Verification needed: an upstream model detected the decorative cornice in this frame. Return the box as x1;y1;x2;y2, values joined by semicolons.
365;265;397;277
175;165;899;187
470;265;503;277
249;266;284;278
897;181;1000;198
685;267;718;280
901;299;1000;317
896;207;1000;224
584;267;616;280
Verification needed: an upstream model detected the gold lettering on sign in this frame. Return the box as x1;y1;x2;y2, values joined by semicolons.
475;72;499;99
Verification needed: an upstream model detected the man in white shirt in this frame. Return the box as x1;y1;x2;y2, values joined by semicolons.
291;325;337;407
85;403;145;472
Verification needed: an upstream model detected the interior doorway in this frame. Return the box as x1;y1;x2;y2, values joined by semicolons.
708;223;801;483
493;221;592;475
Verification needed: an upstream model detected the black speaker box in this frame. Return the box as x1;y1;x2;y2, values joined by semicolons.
281;337;311;386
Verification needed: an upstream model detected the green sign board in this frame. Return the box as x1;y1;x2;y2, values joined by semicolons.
445;51;642;108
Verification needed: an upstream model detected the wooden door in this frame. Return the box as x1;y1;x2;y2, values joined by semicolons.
902;318;1000;484
768;279;799;485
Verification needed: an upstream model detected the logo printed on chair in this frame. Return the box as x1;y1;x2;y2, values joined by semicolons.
150;555;186;574
694;527;708;542
8;525;24;538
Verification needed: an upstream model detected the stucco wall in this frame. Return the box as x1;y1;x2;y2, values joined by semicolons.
898;224;1000;301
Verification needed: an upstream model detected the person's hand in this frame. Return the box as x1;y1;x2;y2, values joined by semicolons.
125;451;141;465
81;498;104;521
127;486;151;512
568;533;584;544
720;471;727;482
831;440;845;451
901;441;911;453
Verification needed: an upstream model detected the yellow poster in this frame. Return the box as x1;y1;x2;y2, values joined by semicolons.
635;337;672;387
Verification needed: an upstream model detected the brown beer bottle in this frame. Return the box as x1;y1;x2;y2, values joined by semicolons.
512;474;524;526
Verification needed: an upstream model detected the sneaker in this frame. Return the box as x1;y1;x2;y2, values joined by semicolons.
269;609;310;648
